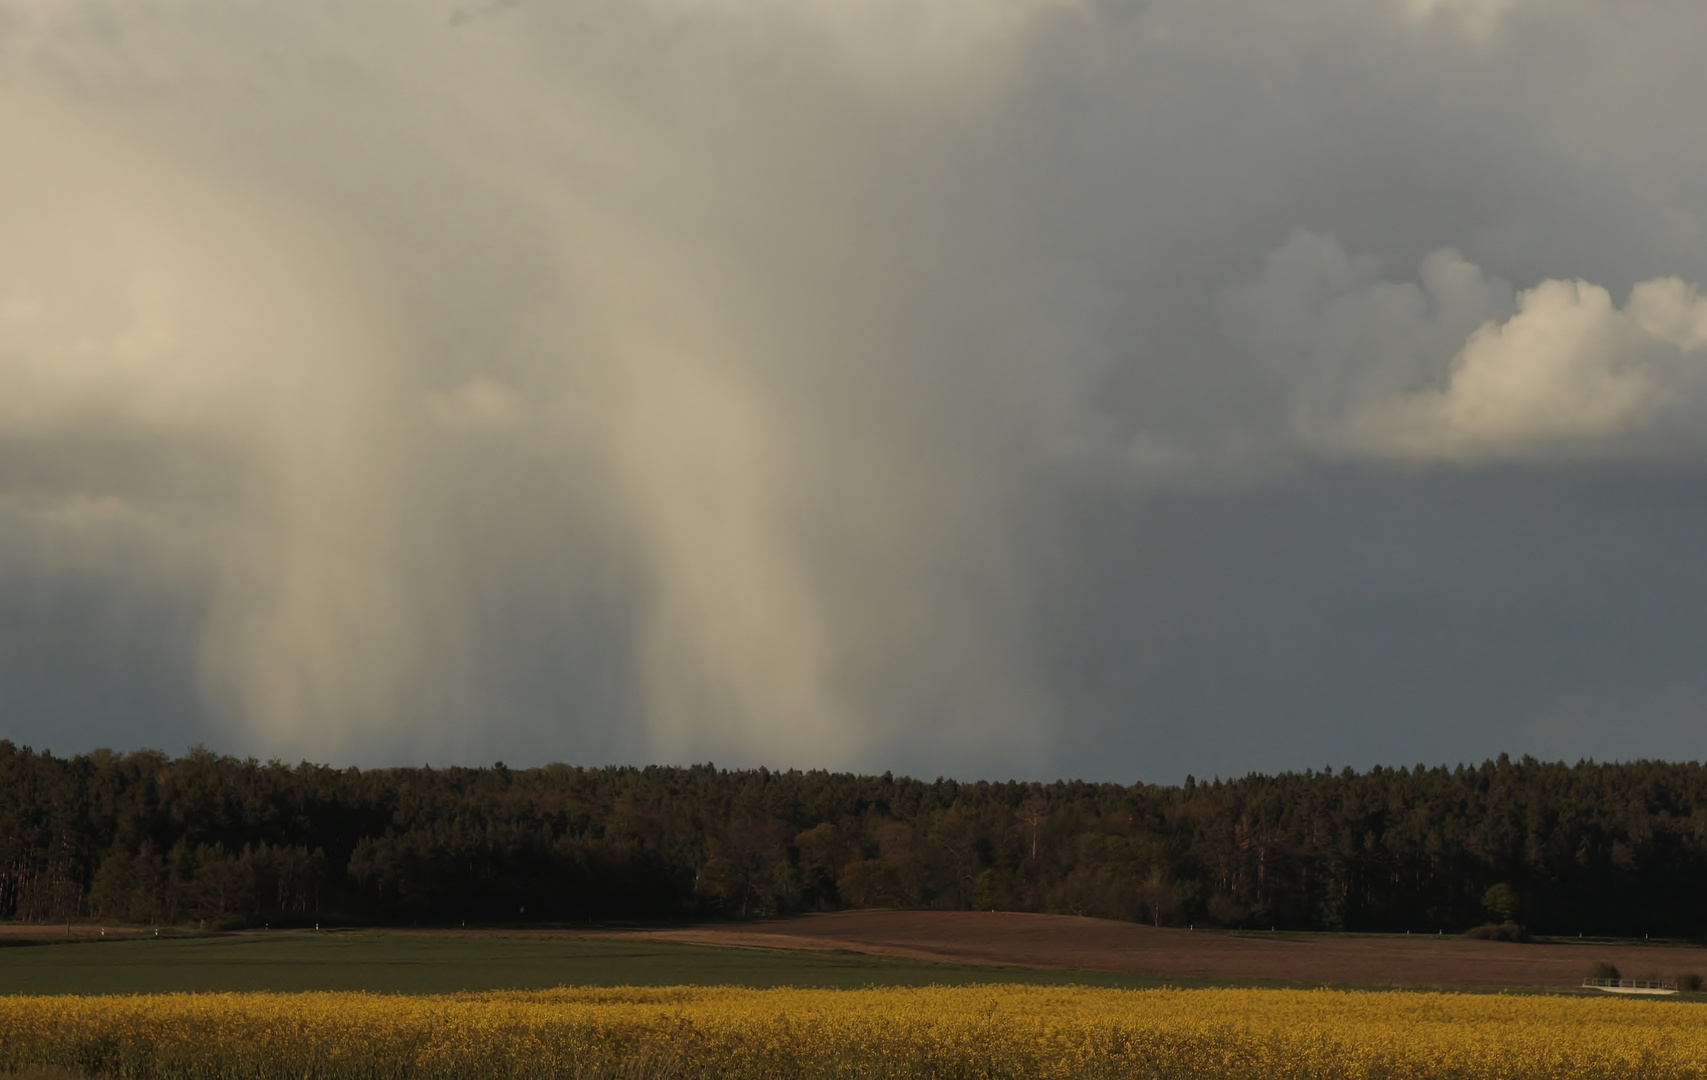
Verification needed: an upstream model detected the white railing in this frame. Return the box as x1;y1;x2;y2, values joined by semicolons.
1583;977;1677;993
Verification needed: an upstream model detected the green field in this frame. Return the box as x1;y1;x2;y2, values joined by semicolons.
0;932;1186;995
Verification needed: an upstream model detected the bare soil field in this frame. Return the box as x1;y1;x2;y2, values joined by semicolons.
609;911;1707;991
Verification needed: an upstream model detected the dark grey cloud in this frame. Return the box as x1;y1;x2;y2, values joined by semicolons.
2;0;1706;780
1033;465;1707;781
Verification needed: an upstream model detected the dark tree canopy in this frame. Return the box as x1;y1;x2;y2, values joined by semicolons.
1;742;1703;937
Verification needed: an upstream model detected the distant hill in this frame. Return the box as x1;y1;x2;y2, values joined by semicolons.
2;743;1703;937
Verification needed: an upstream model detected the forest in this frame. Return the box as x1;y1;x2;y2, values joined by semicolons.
2;742;1704;937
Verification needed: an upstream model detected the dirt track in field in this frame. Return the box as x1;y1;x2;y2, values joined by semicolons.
0;925;150;941
607;910;1707;990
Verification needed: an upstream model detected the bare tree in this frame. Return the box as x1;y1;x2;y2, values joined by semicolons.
1017;795;1048;860
1136;866;1180;928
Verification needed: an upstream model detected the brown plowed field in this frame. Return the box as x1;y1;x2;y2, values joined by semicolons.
612;910;1707;990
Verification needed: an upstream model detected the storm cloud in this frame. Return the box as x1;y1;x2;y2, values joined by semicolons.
3;0;1706;779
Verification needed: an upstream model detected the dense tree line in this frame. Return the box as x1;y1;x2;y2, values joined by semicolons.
2;742;1704;937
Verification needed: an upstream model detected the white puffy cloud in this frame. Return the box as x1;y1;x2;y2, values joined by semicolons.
1344;278;1686;461
1226;232;1707;464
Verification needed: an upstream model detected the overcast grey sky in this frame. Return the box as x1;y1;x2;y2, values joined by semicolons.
3;0;1706;781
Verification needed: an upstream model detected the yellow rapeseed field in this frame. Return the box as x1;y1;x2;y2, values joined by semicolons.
2;985;1704;1080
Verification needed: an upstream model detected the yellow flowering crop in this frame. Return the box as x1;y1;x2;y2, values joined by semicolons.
2;985;1703;1080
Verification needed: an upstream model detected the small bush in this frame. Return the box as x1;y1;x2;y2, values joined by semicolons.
1679;973;1703;992
1206;892;1250;928
1585;960;1621;980
1465;922;1530;942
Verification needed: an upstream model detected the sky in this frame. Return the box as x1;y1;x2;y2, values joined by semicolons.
3;0;1707;782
